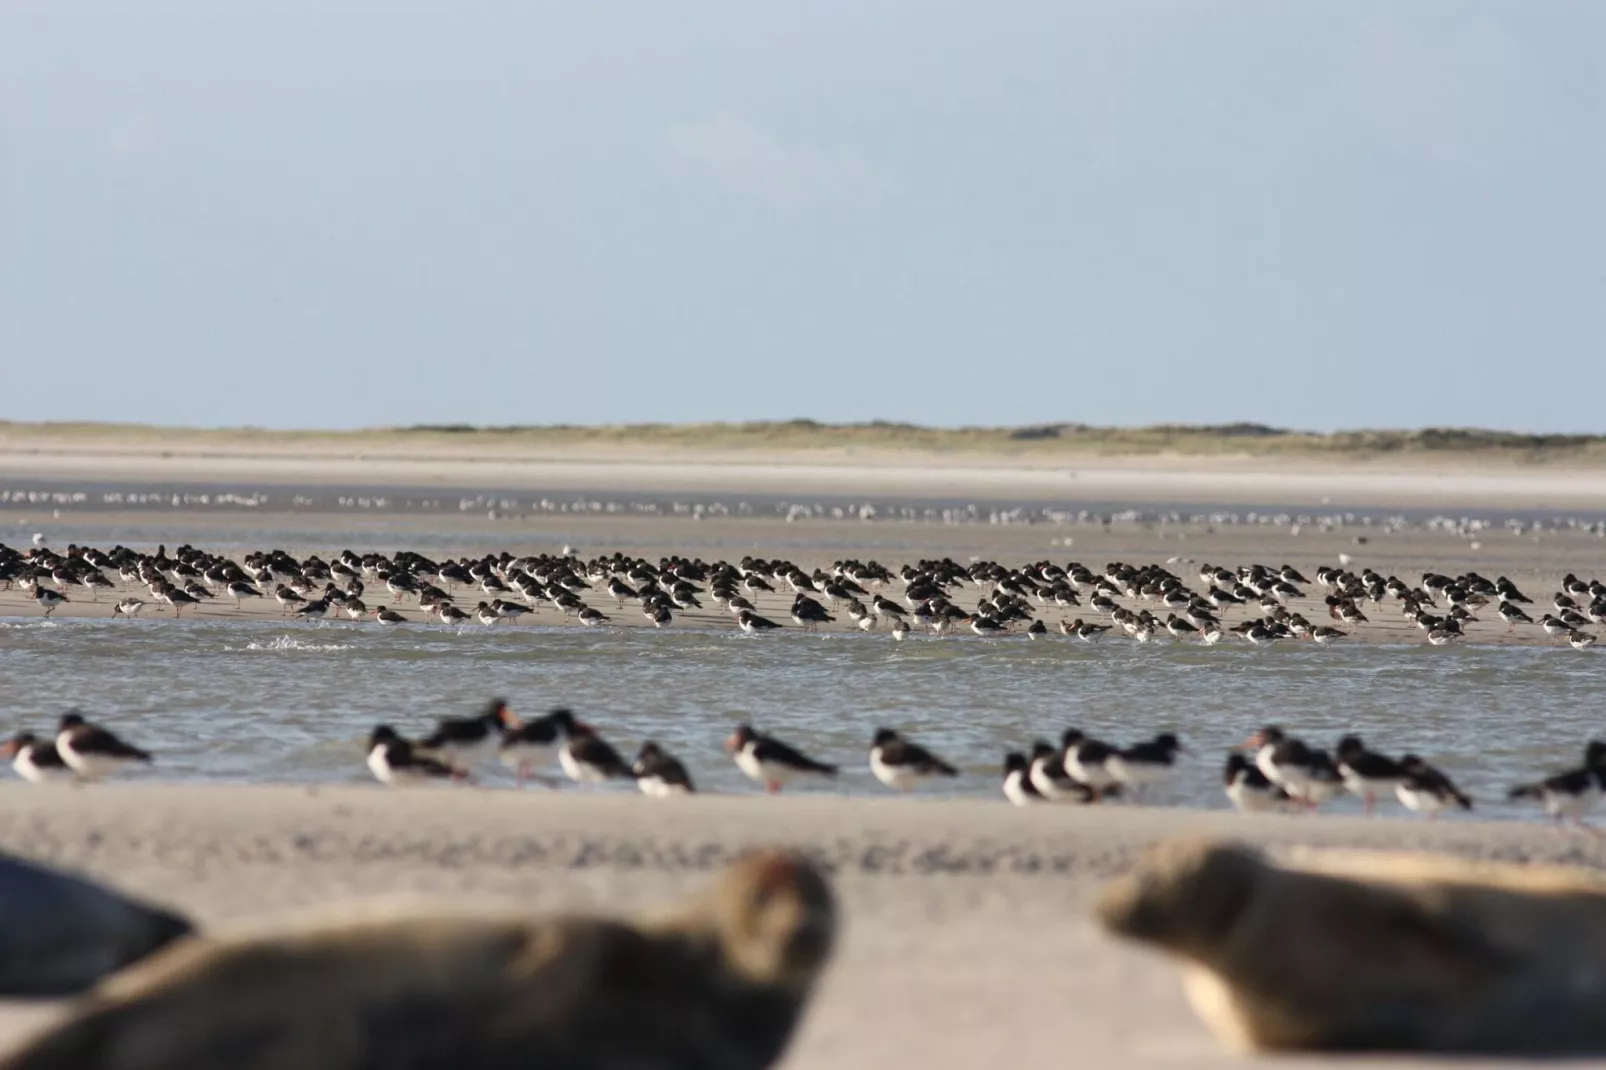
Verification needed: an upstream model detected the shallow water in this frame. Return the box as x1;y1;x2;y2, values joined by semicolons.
3;614;1602;820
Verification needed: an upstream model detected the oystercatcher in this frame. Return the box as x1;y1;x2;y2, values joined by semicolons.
725;724;837;793
1002;751;1043;807
632;741;696;797
1028;740;1099;803
421;698;515;772
1061;729;1120;797
559;721;635;784
1508;740;1606;827
3;731;76;784
1223;753;1284;812
1334;734;1408;815
1109;733;1187;797
366;725;458;787
498;708;578;784
867;728;958;791
55;711;152;781
1395;754;1472;817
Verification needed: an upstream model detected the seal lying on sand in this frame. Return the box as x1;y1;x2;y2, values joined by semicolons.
1098;839;1606;1055
0;853;192;997
0;850;835;1070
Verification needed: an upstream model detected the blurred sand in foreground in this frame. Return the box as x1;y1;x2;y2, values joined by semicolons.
1;786;1604;1068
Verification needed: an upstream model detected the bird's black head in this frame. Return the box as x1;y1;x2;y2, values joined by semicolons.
2;731;37;758
1245;725;1284;749
1335;734;1364;758
1060;728;1085;748
1003;751;1028;774
547;708;578;734
368;724;401;747
725;723;758;752
1587;740;1606;768
871;728;898;747
58;711;86;730
1152;732;1182;752
636;741;663;761
1223;752;1249;780
1030;739;1057;761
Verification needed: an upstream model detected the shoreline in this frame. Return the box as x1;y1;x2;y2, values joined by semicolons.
1;786;1602;1068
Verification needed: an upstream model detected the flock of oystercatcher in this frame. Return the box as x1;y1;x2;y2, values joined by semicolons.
2;541;1603;648
8;706;1606;829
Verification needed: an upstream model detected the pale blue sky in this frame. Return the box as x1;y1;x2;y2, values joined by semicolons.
3;1;1603;432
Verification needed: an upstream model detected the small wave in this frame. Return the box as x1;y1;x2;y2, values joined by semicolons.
229;636;355;653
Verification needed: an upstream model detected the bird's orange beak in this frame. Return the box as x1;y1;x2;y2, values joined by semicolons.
1241;732;1265;751
499;705;522;728
724;733;741;752
0;740;18;759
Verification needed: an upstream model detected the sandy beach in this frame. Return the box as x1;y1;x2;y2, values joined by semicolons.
5;427;1606;508
0;786;1602;1068
3;429;1605;1065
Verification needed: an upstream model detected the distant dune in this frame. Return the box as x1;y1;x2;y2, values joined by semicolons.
4;419;1606;464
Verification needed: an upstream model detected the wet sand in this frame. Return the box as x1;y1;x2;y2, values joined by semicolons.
0;786;1601;1068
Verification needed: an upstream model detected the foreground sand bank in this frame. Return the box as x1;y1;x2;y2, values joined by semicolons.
0;785;1601;1067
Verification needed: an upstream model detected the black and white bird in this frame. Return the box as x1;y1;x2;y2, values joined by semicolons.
498;707;577;784
54;711;152;781
1395;754;1472;817
366;725;458;787
559;721;635;784
1508;740;1606;827
34;587;68;616
1002;751;1043;807
1061;729;1120;798
1028;740;1099;803
1223;752;1285;813
1109;732;1187;797
1300;749;1347;807
1334;734;1409;815
725;724;837;794
1243;725;1318;801
3;731;77;784
736;609;783;635
632;741;696;797
420;698;515;772
867;728;958;792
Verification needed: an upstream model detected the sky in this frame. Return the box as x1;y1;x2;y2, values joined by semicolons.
3;1;1604;433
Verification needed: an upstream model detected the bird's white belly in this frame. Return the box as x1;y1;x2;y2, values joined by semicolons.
1066;752;1117;788
1225;778;1278;813
870;751;920;791
56;738;133;779
637;776;689;798
1395;785;1443;813
13;750;75;784
1002;771;1036;807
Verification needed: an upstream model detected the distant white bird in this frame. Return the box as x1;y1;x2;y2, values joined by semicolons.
31;533;46;547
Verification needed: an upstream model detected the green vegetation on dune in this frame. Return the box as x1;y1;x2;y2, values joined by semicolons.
2;420;1605;461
